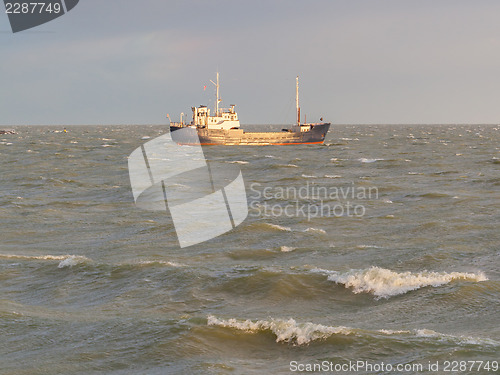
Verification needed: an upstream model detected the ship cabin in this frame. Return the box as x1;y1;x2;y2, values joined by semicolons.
191;104;240;130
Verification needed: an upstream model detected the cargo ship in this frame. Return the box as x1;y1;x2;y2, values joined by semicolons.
169;73;330;145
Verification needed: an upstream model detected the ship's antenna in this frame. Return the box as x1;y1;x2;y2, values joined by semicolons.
210;72;220;116
296;76;300;126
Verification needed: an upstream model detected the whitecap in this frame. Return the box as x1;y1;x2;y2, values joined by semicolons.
358;158;384;163
301;174;317;178
377;329;411;335
312;266;488;299
324;175;342;179
304;228;326;234
134;260;186;267
0;254;88;262
58;255;89;268
280;246;295;253
206;315;500;347
265;223;292;232
0;254;91;268
229;160;249;164
207;315;353;345
414;329;499;347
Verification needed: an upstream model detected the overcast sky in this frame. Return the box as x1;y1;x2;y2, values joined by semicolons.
1;0;500;125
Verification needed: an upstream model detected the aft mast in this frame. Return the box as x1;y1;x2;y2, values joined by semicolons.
296;76;301;126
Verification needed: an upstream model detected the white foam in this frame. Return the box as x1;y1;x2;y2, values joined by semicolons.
58;255;89;268
312;267;488;299
207;316;352;345
265;223;292;232
324;174;342;179
377;329;411;335
301;174;317;178
414;329;500;346
359;158;384;163
280;246;295;253
0;254;91;268
135;260;185;267
304;227;326;234
1;254;88;262
207;315;500;347
229;160;249;164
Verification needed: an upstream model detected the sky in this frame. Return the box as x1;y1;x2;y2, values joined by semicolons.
1;0;500;125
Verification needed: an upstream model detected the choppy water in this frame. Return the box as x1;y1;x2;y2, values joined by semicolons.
0;125;499;374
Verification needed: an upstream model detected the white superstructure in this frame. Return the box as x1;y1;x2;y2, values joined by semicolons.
191;72;241;130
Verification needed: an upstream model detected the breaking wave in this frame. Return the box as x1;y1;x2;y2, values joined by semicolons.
57;255;91;268
207;315;352;345
358;158;384;163
304;227;326;234
0;253;91;268
207;316;499;347
312;266;488;299
264;223;292;232
132;260;186;268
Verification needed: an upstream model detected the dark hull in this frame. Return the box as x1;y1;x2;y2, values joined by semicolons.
170;123;330;145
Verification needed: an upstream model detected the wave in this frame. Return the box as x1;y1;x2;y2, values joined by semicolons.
0;254;184;269
413;329;500;346
207;316;499;347
261;224;325;234
280;246;295;252
0;253;91;268
131;260;186;268
304;227;326;234
229;160;249;164
355;245;382;249
264;223;292;232
57;255;91;268
358;158;384;163
312;267;488;299
207;315;352;345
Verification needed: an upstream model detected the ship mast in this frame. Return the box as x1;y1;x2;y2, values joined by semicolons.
210;72;221;116
296;76;300;126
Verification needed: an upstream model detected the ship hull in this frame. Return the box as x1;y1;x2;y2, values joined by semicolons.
170;123;330;146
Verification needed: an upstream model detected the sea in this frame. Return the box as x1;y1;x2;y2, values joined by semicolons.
0;124;498;374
